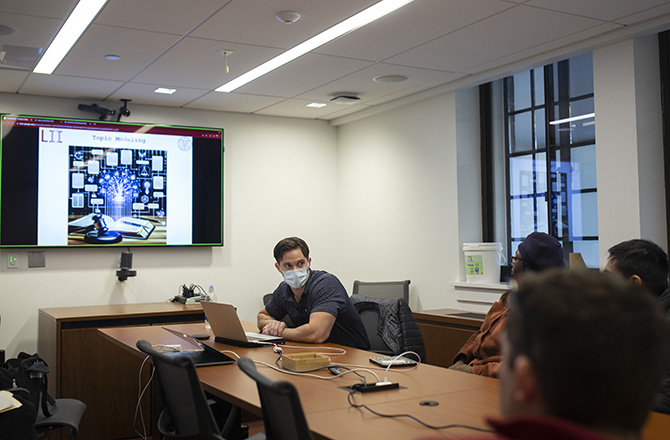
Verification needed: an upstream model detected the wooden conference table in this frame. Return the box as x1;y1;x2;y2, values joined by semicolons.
99;322;670;440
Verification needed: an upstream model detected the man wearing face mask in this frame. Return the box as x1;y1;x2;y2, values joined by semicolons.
257;237;370;349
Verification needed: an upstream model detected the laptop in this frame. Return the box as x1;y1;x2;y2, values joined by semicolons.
161;327;236;366
201;302;284;347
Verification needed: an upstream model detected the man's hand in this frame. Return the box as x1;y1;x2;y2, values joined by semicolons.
261;320;287;336
448;359;474;374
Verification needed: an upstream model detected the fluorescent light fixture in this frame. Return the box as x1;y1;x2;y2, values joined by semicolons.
306;103;327;108
33;0;108;74
215;0;414;93
549;113;595;125
154;88;177;95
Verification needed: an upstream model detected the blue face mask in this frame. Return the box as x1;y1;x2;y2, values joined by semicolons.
283;267;309;289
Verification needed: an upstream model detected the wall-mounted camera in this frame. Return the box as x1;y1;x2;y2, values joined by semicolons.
78;103;115;121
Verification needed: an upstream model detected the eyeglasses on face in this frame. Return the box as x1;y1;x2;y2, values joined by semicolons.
511;256;524;264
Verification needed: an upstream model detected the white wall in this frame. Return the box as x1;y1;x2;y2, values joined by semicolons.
594;35;667;263
336;91;465;311
0;93;339;356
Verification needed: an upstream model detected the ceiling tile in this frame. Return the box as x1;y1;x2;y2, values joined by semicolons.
190;0;378;50
54;24;183;80
184;91;285;113
316;0;515;62
385;4;605;73
254;97;372;119
234;53;373;98
95;0;227;35
20;74;124;100
297;63;465;104
526;0;670;22
132;37;282;91
0;68;30;93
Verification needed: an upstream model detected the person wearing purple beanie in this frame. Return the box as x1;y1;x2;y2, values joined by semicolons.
449;232;565;377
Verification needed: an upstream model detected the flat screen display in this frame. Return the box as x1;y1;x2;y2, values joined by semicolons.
0;114;224;248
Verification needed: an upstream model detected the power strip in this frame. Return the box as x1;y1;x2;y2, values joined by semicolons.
352;382;399;393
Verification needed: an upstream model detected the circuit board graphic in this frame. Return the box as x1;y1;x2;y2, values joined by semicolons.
68;145;167;223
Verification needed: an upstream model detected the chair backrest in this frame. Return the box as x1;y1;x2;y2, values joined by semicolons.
136;340;223;440
262;293;273;305
237;357;313;440
352;280;410;302
357;308;393;354
350;296;426;362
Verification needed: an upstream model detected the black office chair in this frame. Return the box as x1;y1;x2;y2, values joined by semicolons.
352;280;410;302
350;296;426;362
262;293;295;328
237;357;313;440
136;340;240;440
34;398;87;440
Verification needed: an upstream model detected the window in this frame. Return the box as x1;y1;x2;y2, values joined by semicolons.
487;53;598;267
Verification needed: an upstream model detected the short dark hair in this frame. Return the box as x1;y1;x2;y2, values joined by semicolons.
507;269;668;434
607;239;669;297
273;237;310;262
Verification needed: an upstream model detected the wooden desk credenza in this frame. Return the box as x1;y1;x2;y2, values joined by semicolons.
38;303;205;440
414;308;485;368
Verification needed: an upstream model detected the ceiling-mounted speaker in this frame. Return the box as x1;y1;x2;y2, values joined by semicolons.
330;95;361;105
276;11;301;24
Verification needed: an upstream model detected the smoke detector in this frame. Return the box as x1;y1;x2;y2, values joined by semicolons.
330;95;361;105
276;11;301;24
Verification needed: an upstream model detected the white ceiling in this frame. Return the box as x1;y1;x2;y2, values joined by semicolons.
1;0;670;122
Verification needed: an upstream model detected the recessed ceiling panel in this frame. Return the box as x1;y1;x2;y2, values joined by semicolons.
108;83;211;108
234;53;373;98
54;24;181;80
254;97;372;120
0;69;30;93
0;0;73;18
527;0;670;22
297;63;464;103
20;74;124;100
316;0;515;62
385;4;604;73
0;13;62;48
95;0;226;35
185;90;286;113
191;0;378;50
133;37;282;91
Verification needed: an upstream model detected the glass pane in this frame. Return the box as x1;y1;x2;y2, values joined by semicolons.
510;155;535;196
534;68;544;106
569;98;595;144
535;152;547;194
511;111;532;153
572;240;599;268
535;108;545;150
551;167;568;237
569;53;593;98
536;196;548;233
512;71;531;110
570;192;598;238
510;198;536;238
570;145;597;190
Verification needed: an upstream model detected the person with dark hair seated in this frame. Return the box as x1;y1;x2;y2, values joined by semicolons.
450;232;565;377
257;236;369;350
604;238;670;414
424;269;669;440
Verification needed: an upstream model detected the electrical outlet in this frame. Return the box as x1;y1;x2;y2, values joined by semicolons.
8;253;18;269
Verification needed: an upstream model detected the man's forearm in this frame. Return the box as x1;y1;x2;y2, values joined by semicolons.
257;309;274;331
281;323;329;344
